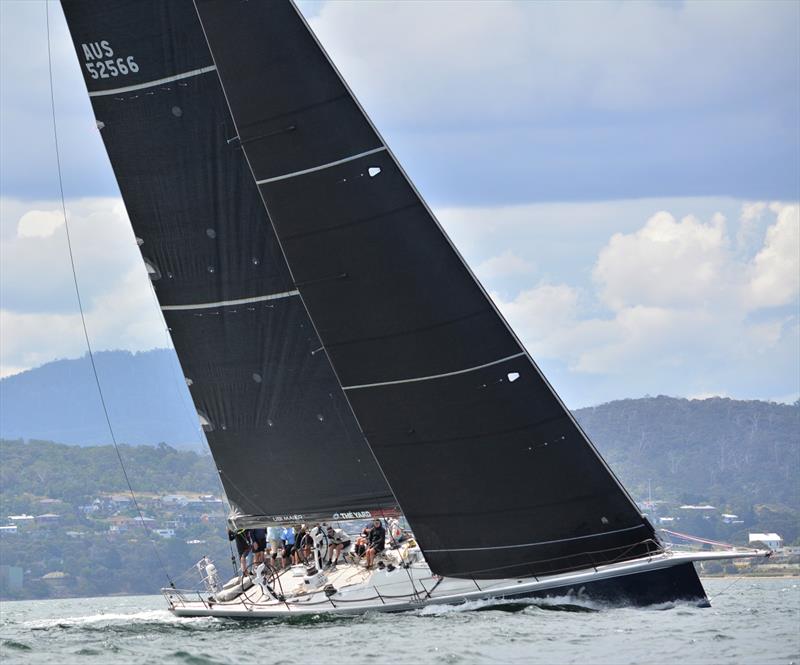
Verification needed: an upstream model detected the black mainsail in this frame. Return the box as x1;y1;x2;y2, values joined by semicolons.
61;0;662;581
60;0;396;526
191;0;660;579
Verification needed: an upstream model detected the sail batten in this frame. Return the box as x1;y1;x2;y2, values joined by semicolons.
342;352;527;391
88;65;218;97
255;147;387;185
160;290;300;311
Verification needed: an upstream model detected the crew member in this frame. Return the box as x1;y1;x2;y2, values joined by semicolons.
228;527;253;575
267;525;284;568
326;525;351;567
295;525;312;564
364;518;386;569
251;527;267;565
281;525;296;567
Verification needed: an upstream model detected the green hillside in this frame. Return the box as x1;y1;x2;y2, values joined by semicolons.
0;396;797;599
575;396;799;543
0;439;219;508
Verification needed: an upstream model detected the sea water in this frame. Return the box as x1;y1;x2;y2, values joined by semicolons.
0;578;797;664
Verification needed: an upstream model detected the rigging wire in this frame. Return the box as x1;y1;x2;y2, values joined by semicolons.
380;511;420;600
708;572;750;601
45;0;174;588
660;529;741;551
658;528;762;602
148;291;238;575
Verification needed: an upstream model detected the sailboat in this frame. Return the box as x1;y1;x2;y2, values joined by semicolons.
60;0;764;617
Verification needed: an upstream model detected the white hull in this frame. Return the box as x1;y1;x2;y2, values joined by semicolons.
164;549;762;618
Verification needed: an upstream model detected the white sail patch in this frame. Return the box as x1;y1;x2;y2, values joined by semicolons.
161;290;300;311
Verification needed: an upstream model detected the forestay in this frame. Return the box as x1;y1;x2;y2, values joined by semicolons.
193;0;660;579
60;0;397;526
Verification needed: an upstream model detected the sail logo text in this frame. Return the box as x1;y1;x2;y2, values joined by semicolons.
332;511;372;520
81;41;139;81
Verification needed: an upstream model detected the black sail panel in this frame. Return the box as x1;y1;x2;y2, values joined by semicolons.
195;0;659;578
60;0;396;526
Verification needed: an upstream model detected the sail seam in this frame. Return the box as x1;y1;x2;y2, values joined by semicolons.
425;524;648;552
88;65;217;97
282;202;420;242
342;352;526;390
327;307;487;350
161;290;299;311
370;416;565;450
255;147;386;184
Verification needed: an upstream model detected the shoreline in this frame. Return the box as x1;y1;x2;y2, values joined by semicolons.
3;576;798;603
701;574;800;579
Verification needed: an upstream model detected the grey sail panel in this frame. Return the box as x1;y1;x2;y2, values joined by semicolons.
195;0;659;578
60;0;396;526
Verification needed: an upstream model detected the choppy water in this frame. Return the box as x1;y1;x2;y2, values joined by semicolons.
1;578;798;664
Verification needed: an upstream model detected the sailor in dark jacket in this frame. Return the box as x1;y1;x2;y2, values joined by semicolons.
365;518;386;569
228;528;253;575
250;528;267;565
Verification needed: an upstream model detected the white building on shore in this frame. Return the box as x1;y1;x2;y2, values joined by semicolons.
748;532;783;550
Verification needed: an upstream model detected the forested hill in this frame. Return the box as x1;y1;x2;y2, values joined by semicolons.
1;395;797;543
1;352;797;541
0;349;200;447
3;397;795;509
0;440;220;508
575;396;798;507
2;350;797;457
575;396;799;543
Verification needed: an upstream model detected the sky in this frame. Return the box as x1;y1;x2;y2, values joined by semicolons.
0;0;798;409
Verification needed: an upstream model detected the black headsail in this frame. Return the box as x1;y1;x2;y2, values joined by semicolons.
193;0;661;579
60;0;397;527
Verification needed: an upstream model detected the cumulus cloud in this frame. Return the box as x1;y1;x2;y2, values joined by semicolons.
741;202;768;224
17;209;65;238
1;197;142;313
593;211;735;311
1;190;796;408
0;197;166;377
746;203;800;308
587;203;798;314
476;250;535;280
736;201;771;254
490;283;579;360
0;310;85;378
488;202;799;404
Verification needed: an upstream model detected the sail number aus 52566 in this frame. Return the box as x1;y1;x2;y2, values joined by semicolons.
81;40;139;80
